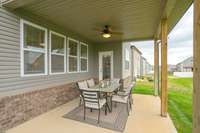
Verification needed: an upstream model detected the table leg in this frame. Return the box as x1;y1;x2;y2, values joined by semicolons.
110;96;112;112
105;93;112;112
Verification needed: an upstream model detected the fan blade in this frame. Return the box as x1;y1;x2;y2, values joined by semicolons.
93;27;102;32
111;31;123;35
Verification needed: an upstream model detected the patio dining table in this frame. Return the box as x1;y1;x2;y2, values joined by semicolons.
88;83;121;112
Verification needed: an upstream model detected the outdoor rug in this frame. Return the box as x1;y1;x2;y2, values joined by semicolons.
63;103;129;132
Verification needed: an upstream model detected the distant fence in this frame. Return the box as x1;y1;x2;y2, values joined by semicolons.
173;72;193;77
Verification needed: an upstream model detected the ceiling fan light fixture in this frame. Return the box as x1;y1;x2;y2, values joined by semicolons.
102;33;111;38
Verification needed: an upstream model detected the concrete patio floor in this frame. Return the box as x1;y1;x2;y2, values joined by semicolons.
7;94;177;133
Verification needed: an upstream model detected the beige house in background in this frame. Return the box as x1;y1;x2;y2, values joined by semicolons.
176;56;193;72
131;47;152;79
140;56;147;77
131;46;142;79
146;62;153;74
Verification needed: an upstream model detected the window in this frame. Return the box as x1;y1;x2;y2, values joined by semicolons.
125;48;130;70
20;19;47;76
67;38;79;72
80;42;88;72
49;31;66;74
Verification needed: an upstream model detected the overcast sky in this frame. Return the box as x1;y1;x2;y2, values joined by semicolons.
132;5;193;65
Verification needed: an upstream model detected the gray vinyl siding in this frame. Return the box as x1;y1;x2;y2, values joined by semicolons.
0;8;95;94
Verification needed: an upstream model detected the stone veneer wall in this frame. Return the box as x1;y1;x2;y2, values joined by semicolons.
0;82;79;131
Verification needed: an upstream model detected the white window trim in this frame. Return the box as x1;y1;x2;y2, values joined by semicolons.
49;30;66;75
20;19;48;77
67;37;79;73
98;51;114;80
80;42;88;72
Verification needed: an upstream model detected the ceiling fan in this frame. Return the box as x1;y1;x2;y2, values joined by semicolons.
94;25;123;38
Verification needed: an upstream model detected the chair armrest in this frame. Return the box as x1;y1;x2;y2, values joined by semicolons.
117;92;128;96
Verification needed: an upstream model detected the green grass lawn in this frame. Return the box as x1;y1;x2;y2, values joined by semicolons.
132;76;192;133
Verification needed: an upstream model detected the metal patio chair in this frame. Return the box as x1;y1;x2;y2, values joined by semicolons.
80;89;108;123
111;78;121;93
77;81;89;106
86;78;95;88
112;83;134;115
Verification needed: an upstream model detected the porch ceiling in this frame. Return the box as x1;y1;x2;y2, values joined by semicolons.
3;0;192;43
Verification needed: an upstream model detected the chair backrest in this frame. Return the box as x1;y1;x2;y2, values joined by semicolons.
81;90;100;108
77;81;88;90
111;78;120;84
127;83;135;94
87;78;95;88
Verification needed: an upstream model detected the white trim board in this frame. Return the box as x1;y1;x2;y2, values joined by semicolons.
98;51;114;81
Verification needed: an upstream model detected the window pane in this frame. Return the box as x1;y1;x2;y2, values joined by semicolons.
24;24;45;49
68;40;78;56
81;45;87;58
81;58;87;71
125;48;130;61
24;51;45;74
69;57;77;72
51;55;64;73
51;34;65;54
125;61;129;69
103;55;111;80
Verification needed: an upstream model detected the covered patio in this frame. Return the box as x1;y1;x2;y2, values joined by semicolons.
7;94;177;133
0;0;199;133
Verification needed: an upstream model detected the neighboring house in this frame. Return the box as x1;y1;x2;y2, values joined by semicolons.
122;42;133;87
140;57;152;76
168;64;177;73
145;62;153;75
131;46;152;79
0;7;133;130
176;57;193;72
140;56;147;77
131;45;142;79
